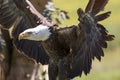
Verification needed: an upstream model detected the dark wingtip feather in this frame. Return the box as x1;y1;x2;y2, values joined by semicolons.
106;35;115;41
85;0;95;12
77;8;84;17
95;11;111;21
97;23;115;42
92;0;109;15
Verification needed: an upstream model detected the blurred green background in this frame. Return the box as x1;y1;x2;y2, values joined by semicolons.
53;0;120;80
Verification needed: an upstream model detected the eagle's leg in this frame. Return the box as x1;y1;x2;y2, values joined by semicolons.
48;59;58;80
58;58;71;80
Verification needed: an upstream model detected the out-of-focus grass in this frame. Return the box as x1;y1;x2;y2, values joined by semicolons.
75;68;120;80
53;0;120;80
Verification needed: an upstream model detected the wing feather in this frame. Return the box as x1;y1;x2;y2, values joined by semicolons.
85;0;95;12
85;0;109;15
92;0;109;15
95;11;111;22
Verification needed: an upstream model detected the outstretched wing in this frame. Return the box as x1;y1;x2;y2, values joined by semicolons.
70;0;114;78
0;0;49;64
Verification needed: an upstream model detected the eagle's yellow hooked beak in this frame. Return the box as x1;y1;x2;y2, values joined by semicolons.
18;33;26;40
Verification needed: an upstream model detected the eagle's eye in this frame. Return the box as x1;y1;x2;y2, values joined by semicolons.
27;32;33;35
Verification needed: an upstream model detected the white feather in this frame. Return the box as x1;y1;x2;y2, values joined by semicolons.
23;25;52;41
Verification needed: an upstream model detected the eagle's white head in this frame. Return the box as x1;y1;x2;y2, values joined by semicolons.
19;25;52;41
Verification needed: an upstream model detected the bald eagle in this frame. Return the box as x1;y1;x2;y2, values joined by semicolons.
18;0;114;80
